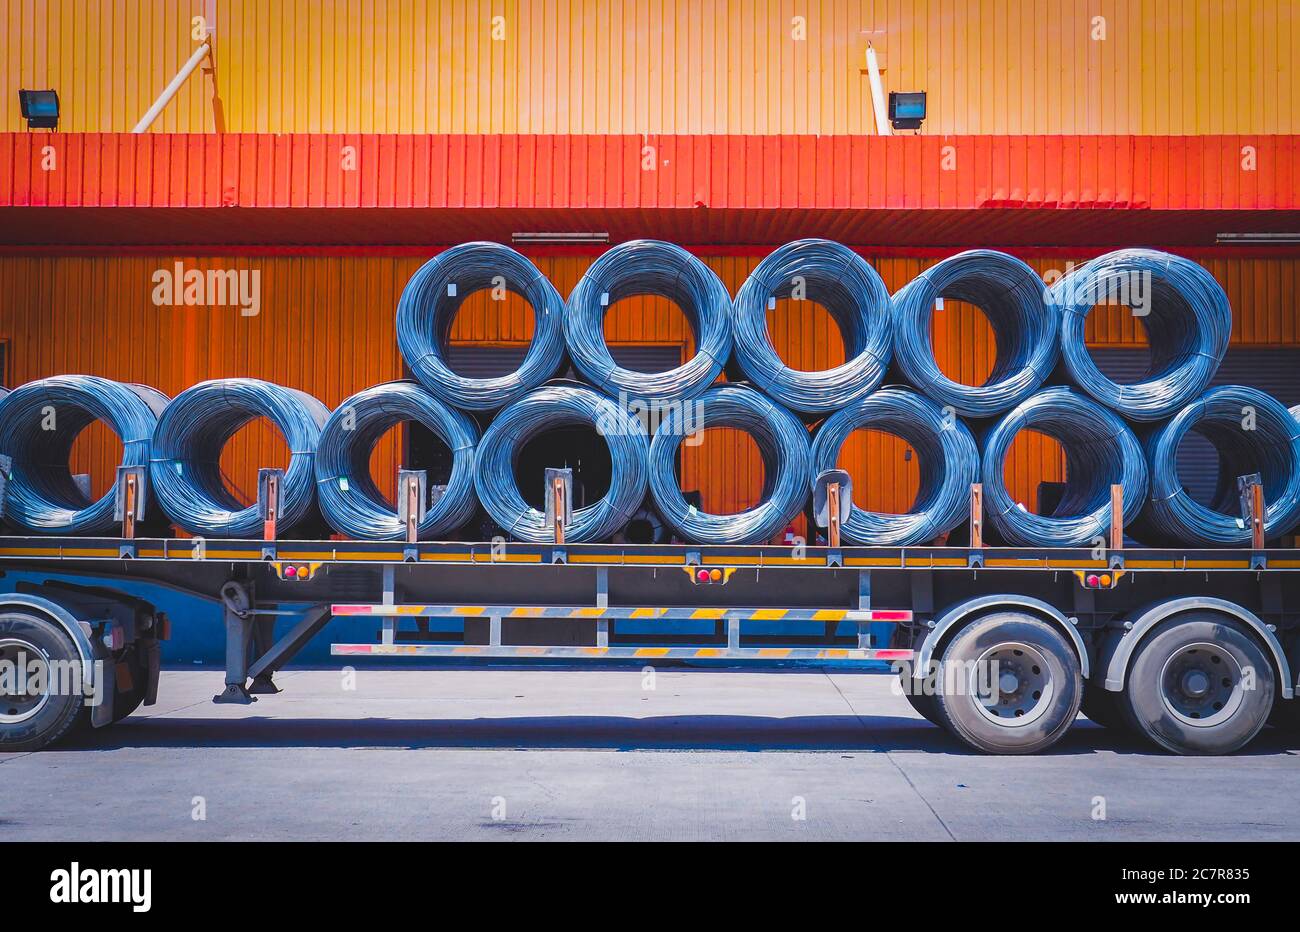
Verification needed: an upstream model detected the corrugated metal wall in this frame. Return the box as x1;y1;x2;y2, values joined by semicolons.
2;252;1296;535
5;0;1297;135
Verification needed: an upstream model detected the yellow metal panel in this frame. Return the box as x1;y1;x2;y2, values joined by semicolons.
3;0;1297;133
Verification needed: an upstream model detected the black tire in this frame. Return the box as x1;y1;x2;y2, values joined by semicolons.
896;663;943;728
1081;683;1128;731
0;611;88;752
933;612;1082;754
1119;613;1274;755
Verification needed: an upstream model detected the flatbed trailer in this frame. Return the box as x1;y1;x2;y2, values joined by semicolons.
0;535;1296;755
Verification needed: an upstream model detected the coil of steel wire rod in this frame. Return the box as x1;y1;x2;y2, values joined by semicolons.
1053;249;1231;422
647;384;811;544
809;386;979;546
0;376;166;534
150;379;330;537
890;250;1059;418
980;387;1148;547
565;240;732;404
1138;385;1300;546
314;381;479;540
396;242;567;411
474;383;648;543
730;239;893;415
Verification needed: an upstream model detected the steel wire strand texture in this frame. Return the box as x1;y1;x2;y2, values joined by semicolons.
1053;249;1232;422
648;384;812;544
890;250;1059;418
150;379;330;537
314;381;479;540
396;241;567;411
980;387;1148;548
1139;385;1300;546
809;386;979;546
565;240;733;404
730;239;893;415
474;383;648;543
0;376;165;534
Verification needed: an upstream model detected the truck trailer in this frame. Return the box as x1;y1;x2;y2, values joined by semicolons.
2;524;1295;757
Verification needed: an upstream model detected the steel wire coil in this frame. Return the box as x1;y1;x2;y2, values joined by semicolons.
890;250;1058;418
314;381;479;540
809;386;979;545
150;378;330;537
648;384;811;544
730;239;893;415
474;383;648;543
1053;249;1231;422
1137;385;1300;546
0;376;166;534
566;240;732;404
981;387;1148;547
396;242;567;411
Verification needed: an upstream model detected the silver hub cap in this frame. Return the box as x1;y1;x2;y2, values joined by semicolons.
0;638;53;724
1159;642;1244;727
970;642;1055;727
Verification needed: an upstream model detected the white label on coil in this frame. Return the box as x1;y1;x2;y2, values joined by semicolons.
935;297;945;310
1236;517;1245;528
339;478;350;492
767;296;777;310
447;283;457;297
174;462;183;474
600;292;610;306
688;505;698;515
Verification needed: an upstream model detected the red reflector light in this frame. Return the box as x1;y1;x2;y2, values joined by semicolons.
696;569;710;583
284;565;297;577
1085;574;1099;587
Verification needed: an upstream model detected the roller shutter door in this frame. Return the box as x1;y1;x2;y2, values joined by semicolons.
1091;347;1300;506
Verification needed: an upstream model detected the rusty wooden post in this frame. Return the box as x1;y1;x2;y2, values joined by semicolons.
1251;482;1266;551
262;472;279;541
404;473;420;545
969;483;983;549
122;472;138;540
1110;483;1124;554
827;480;841;549
552;474;567;545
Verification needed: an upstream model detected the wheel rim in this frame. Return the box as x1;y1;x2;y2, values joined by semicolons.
968;641;1055;727
1158;641;1244;727
0;637;53;724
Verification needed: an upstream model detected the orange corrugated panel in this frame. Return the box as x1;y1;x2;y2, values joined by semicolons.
6;132;1300;216
1;251;1296;527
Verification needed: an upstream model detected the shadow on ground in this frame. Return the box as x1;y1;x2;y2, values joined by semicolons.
47;713;1300;757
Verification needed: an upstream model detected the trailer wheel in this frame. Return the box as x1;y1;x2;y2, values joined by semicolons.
1119;613;1274;755
0;611;87;752
933;613;1082;754
1080;684;1127;731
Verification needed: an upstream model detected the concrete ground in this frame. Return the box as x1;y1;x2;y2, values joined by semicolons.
2;665;1298;841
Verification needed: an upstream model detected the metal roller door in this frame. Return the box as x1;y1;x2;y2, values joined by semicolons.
1092;348;1300;506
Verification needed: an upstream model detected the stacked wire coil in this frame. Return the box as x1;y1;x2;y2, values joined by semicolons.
890;250;1058;417
1138;385;1300;546
396;242;567;411
648;384;811;544
1054;249;1232;421
150;379;330;538
0;376;165;534
474;383;649;543
809;386;979;546
980;387;1148;548
565;240;732;403
730;239;893;414
314;381;479;541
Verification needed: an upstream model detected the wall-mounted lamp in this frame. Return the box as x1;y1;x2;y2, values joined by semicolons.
18;89;59;129
888;91;926;131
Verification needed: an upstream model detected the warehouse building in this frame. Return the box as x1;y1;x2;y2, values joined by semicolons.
3;0;1298;540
